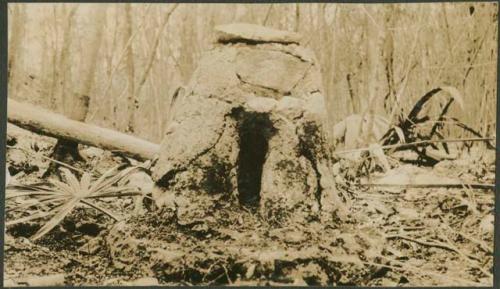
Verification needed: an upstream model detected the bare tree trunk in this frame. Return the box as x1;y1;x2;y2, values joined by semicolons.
383;6;396;113
362;5;383;145
81;5;106;102
47;5;83;176
8;5;26;94
294;4;300;32
48;6;59;110
123;4;136;133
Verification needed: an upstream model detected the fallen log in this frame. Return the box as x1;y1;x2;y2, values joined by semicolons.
7;99;160;160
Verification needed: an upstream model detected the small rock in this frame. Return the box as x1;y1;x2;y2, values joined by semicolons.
126;277;160;286
125;171;154;193
4;277;17;287
292;278;308;285
102;277;123;286
276;96;305;119
292;263;328;285
150;247;185;264
77;237;102;255
215;23;301;44
479;214;494;234
245;96;277;113
5;166;11;187
80;146;105;159
245;263;256;279
236;48;309;95
17;273;66;286
268;227;307;244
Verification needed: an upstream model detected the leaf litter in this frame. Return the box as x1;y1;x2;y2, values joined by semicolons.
4;123;494;286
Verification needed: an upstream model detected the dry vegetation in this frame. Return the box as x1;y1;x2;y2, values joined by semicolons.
8;3;497;142
4;2;498;287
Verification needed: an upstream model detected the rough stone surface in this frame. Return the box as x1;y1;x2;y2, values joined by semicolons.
151;23;340;225
215;23;302;44
235;48;310;95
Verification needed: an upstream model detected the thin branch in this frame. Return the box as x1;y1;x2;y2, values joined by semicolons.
438;216;493;254
334;137;495;155
80;199;121;221
135;4;179;99
386;234;481;261
361;183;494;190
262;4;273;26
89;4;152;120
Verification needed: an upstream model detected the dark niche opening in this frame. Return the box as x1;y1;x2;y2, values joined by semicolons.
233;107;276;208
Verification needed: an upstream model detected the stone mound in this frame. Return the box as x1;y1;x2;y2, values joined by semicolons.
150;23;344;225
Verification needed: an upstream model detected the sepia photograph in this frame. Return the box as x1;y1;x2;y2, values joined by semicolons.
3;2;498;286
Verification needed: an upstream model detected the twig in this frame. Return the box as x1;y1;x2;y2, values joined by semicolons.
135;4;179;98
262;4;273;25
387;6;424;126
378;255;487;286
221;264;232;285
89;4;152;120
201;262;217;283
320;245;484;286
80;199;121;221
334;137;495;155
361;183;494;190
386;234;481;262
438;215;492;254
438;232;492;278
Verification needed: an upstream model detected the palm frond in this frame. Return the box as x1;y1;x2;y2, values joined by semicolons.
89;166;139;196
80;172;92;192
59;168;81;195
89;165;122;193
7;195;67;212
6;183;53;191
50;179;77;195
31;198;81;241
6;203;63;226
7;164;145;241
94;185;141;196
6;190;64;200
81;199;121;221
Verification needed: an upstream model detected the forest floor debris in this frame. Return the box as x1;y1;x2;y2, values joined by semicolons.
4;125;494;286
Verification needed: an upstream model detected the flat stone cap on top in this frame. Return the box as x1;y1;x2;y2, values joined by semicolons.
215;23;302;44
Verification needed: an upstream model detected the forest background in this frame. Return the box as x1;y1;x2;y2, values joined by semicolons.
7;3;498;145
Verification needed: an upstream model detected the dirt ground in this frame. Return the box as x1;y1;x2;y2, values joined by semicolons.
4;125;494;286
